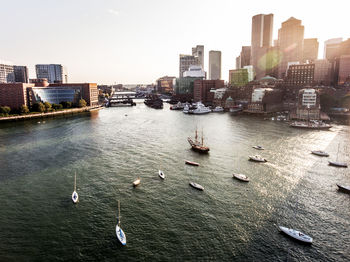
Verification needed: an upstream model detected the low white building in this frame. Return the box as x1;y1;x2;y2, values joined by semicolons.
183;65;206;78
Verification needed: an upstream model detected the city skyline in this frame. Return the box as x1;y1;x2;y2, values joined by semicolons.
1;0;349;84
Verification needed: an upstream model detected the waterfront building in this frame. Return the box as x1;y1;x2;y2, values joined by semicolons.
251;14;274;80
0;83;34;109
175;77;203;97
179;55;200;78
30;78;50;87
183;65;206;78
192;45;204;70
277;17;304;78
156;76;176;93
296;88;320;120
314;59;333;85
193;79;224;105
285;63;315;86
35;64;68;83
303;38;319;62
14;66;29;83
0;63;15;83
338;55;350;86
324;38;342;60
229;66;254;87
246;87;284;113
209;51;221;80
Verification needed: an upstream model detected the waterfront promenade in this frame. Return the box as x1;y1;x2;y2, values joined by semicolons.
0;106;102;122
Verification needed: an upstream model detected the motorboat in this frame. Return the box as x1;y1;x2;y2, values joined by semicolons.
233;173;249;182
279;226;313;244
185;160;199;166
252;145;264;150
116;200;126;245
133;177;141;187
337;184;350;194
191;102;211;115
170;102;184;110
189;182;204;191
290;121;332;130
72;172;79;204
229;105;243;114
212;106;224;112
249;155;267;162
311;150;329;157
187;128;210;153
183;104;190;114
329;161;348;168
158;170;165;179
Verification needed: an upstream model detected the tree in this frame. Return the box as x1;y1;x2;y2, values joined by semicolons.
20;105;29;114
0;106;11;116
78;99;87;108
32;102;45;112
44;102;52;112
60;101;72;108
52;103;63;110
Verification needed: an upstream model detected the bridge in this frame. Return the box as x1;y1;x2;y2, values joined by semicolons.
108;91;136;107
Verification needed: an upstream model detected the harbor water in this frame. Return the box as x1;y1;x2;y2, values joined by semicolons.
0;102;349;261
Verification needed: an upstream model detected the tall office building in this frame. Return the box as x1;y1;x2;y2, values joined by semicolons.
14;66;29;83
236;55;241;69
338;55;350;85
240;46;251;68
277;17;304;78
251;14;273;80
192;45;204;70
179;55;199;78
303;38;319;62
209;50;221;80
314;59;333;85
324;38;342;60
35;64;68;83
0;62;15;83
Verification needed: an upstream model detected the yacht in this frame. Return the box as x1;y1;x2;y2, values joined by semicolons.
191;102;211;115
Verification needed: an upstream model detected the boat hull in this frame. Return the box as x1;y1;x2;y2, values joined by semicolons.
279;226;312;244
337;184;350;193
249;156;267;162
233;173;249;182
72;191;78;203
311;151;329;157
185;160;199;166
329;161;348;168
189;182;204;191
116;225;126;245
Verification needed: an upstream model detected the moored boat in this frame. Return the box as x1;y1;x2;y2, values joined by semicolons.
337;184;350;194
158;170;165;179
116;200;126;245
279;226;313;244
212;106;224;112
185;160;199;166
133;177;141;187
72;172;79;204
290;121;332;130
252;145;264;150
311;150;329;157
233;173;249;182
189;182;204;191
249;155;267;162
329;161;348;168
187;128;210;153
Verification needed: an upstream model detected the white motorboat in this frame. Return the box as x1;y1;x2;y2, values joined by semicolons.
133;177;141;187
191;103;211;115
158;170;165;179
249;155;267;162
72;172;79;204
212;106;224;112
233;173;249;182
311;150;329;157
116;200;126;245
183;104;190;114
337;184;350;194
279;226;313;244
189;182;204;191
252;145;264;150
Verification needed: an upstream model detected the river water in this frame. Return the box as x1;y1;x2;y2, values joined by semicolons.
0;102;349;261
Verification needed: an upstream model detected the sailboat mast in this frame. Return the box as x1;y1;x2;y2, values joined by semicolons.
118;200;121;226
201;129;204;146
195;128;198;142
74;172;76;191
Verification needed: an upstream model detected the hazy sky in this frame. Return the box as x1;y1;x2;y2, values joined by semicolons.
1;0;349;84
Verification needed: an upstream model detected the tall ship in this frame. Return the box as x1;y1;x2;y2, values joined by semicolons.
187;128;209;153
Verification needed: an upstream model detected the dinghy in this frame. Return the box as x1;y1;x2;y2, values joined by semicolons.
185;160;200;166
116;200;126;245
133;177;141;187
189;182;204;191
233;173;249;182
279;226;312;244
72;172;79;204
311;150;329;157
158;170;165;179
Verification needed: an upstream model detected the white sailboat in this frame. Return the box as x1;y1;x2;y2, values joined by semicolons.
158;170;165;179
279;226;313;244
329;144;348;168
72;172;79;203
116;200;126;245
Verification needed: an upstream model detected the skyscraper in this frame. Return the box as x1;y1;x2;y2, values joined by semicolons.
251;14;273;80
179;55;199;78
0;63;15;83
303;38;319;62
240;46;251;68
209;50;221;80
277;17;304;78
324;38;342;60
14;66;29;83
35;64;68;83
192;45;204;70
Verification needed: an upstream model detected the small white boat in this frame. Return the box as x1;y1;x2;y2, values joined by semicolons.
252;145;264;150
116;200;126;245
133;177;141;187
185;160;200;166
311;150;329;157
337;184;350;194
158;170;165;179
212;106;224;112
249;155;267;162
329;161;348;168
233;173;249;182
72;172;79;204
189;182;204;191
279;226;313;244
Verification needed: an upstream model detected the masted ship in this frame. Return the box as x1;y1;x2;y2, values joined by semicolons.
187;129;210;153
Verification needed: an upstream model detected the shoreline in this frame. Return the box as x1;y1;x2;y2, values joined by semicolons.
0;106;102;122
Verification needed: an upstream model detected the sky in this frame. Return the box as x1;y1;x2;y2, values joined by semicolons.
1;0;349;84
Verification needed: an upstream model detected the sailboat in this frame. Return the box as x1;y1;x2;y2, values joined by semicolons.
116;200;126;245
279;226;313;244
329;144;348;168
72;172;79;203
158;170;165;179
187;128;209;153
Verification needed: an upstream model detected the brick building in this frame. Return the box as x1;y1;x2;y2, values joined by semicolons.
193;80;224;105
0;83;34;109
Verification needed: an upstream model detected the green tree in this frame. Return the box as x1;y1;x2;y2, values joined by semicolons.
32;102;45;112
20;105;29;114
44;102;52;112
52;104;63;110
78;99;87;108
0;106;11;116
